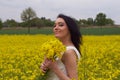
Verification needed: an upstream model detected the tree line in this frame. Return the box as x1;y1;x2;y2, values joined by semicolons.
0;7;114;30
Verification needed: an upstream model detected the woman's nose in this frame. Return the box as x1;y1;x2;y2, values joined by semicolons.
54;26;58;30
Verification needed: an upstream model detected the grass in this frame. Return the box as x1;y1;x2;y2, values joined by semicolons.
0;28;53;35
81;27;120;35
0;27;120;35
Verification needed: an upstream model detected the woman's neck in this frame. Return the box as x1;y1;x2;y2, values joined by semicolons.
60;38;74;47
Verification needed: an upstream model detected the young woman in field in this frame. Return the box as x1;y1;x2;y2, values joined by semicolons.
40;14;82;80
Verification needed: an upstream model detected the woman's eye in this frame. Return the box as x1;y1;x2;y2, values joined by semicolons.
59;24;63;26
53;24;56;27
59;23;64;26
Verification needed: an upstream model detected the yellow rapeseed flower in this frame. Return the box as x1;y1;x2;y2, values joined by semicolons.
40;38;66;61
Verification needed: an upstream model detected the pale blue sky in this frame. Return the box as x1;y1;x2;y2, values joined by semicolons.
0;0;120;24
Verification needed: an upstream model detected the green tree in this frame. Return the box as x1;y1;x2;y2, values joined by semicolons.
0;19;2;29
21;7;37;33
40;17;54;27
87;18;94;26
30;17;45;28
3;19;18;27
95;13;106;26
44;19;54;27
78;19;88;27
106;18;114;25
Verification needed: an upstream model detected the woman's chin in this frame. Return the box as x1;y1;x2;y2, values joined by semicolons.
55;36;59;38
55;35;60;39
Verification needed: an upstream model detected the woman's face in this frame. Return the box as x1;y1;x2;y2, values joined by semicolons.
53;18;70;40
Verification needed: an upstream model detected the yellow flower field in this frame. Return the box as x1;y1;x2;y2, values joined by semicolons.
0;35;120;80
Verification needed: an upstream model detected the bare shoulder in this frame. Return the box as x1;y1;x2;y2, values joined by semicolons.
62;49;77;62
62;49;78;79
65;49;76;55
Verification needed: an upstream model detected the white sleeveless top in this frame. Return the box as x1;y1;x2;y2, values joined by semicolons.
46;46;80;80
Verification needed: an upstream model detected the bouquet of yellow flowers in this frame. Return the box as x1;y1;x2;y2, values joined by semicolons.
40;38;66;61
39;38;66;79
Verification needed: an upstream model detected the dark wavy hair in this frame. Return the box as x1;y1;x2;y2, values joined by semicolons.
57;14;82;55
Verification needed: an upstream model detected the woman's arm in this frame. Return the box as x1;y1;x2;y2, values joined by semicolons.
62;49;78;80
40;49;78;80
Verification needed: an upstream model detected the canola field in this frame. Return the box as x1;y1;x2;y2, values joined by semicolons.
0;35;120;80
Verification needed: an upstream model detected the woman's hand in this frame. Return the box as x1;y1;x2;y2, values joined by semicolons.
40;58;58;73
40;58;50;73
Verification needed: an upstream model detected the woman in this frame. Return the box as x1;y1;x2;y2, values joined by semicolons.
40;14;82;80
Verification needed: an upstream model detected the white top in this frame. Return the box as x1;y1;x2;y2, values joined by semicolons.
46;46;80;80
66;46;80;60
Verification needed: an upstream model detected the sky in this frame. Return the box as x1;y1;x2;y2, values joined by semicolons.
0;0;120;25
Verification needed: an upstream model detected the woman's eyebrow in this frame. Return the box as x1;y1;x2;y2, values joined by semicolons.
55;21;64;23
57;22;64;24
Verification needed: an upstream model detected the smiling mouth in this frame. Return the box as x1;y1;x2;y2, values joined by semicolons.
54;33;59;35
54;31;60;34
